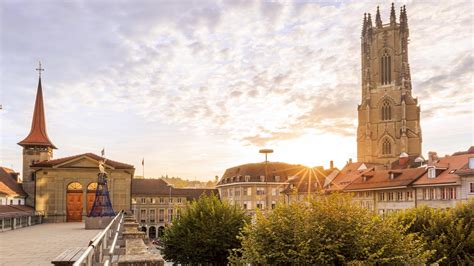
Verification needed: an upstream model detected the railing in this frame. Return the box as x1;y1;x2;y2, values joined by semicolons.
0;211;43;232
73;210;124;266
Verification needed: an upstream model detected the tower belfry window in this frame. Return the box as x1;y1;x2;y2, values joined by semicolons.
380;51;391;85
381;101;391;120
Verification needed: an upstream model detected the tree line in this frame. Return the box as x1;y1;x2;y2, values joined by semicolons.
160;193;473;264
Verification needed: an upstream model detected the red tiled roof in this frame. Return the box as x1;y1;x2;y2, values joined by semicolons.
413;153;472;186
325;162;375;191
18;78;57;149
32;153;134;169
131;178;217;200
281;166;332;193
344;168;426;191
0;167;27;197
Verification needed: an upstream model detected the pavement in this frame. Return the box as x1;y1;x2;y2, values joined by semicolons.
0;222;100;266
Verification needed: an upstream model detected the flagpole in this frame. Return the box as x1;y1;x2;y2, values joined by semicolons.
142;158;145;178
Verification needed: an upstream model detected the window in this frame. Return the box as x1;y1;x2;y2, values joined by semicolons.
245;175;250;182
169;198;173;204
10;199;13;205
132;198;137;204
176;209;181;220
382;139;392;155
378;192;385;201
272;188;277;196
428;168;436;179
168;209;173;222
406;191;413;201
159;198;164;204
141;198;146;204
387;192;394;201
149;209;156;223
177;198;182;203
159;209;164;222
151;198;156;204
365;191;371;197
256;187;265;195
140;209;146;223
243;201;249;210
275;176;280;182
256;201;264;209
470;183;474;193
260;176;265;182
381;101;392;121
380;51;391;85
397;192;403;201
271;201;276;209
449;187;456;199
429;188;436;200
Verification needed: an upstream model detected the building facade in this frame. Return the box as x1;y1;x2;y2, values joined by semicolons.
131;178;216;239
217;162;331;213
18;74;134;223
0;167;26;206
357;4;422;165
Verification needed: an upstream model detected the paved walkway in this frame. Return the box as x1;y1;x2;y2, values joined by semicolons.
0;222;100;266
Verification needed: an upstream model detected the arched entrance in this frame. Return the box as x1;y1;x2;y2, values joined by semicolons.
158;226;165;238
86;182;98;215
141;226;147;233
67;182;83;222
149;226;156;239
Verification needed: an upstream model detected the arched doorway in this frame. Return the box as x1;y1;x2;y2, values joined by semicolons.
67;182;83;222
149;226;156;239
141;226;147;233
158;226;165;238
86;182;98;215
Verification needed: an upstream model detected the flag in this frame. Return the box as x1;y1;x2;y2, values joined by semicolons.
101;148;105;157
142;158;144;166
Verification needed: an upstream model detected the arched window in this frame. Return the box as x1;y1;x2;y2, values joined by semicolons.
382;139;392;155
87;182;98;191
380;51;391;85
67;182;83;191
381;101;391;121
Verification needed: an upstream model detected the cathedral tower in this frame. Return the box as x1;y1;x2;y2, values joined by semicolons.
18;66;56;206
357;4;422;165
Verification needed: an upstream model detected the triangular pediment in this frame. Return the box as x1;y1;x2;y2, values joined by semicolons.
54;155;115;169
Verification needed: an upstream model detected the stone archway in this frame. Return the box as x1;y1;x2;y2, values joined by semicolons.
86;182;98;215
149;226;156;239
67;182;83;222
141;226;147;234
158;226;165;238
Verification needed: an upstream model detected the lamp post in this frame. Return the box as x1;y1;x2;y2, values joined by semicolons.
259;149;273;210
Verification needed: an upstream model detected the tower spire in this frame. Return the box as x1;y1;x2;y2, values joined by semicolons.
18;64;57;149
376;6;382;28
362;13;367;36
390;3;396;25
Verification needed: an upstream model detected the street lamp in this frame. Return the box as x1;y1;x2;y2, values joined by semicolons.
259;149;273;210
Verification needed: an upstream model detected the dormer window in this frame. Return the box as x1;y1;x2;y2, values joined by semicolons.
245;175;250;182
428;167;436;179
469;158;474;169
260;175;265;182
275;176;280;182
236;176;240;182
389;173;394;180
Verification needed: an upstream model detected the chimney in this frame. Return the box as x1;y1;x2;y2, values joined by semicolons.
399;152;409;166
349;158;353;164
428;152;439;165
330;160;334;170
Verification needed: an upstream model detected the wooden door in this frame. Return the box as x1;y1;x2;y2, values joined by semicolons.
67;192;83;222
86;192;96;215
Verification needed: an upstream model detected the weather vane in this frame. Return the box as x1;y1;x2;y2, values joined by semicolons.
36;61;44;78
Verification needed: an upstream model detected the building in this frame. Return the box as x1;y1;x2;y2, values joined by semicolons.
357;4;422;165
0;167;26;206
18;73;134;222
412;147;474;208
281;166;334;203
131;178;217;239
217;162;330;213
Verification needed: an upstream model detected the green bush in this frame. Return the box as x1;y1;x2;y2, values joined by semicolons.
160;193;250;264
389;199;474;264
231;193;430;264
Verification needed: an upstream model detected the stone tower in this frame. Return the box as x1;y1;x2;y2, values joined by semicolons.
357;4;422;165
18;76;57;207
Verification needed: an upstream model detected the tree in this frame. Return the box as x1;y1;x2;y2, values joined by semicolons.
231;193;430;264
389;199;474;264
160;194;249;264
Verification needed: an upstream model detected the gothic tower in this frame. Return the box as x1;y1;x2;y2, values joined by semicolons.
357;4;422;165
18;73;56;207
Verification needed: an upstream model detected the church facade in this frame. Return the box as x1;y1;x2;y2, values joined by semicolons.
18;75;134;223
357;4;422;165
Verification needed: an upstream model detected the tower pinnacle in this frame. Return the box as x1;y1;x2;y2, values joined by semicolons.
376;6;382;28
390;3;396;25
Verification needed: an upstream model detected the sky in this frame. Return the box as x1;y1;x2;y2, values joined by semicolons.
0;0;472;181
